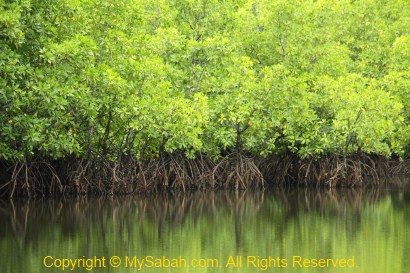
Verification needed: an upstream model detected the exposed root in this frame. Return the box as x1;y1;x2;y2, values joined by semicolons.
0;153;408;197
294;154;401;188
136;153;215;191
1;157;63;198
258;155;296;185
212;153;265;190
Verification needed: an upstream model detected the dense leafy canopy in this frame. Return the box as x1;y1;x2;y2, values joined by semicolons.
1;0;409;164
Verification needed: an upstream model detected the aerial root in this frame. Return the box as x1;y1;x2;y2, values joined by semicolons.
212;153;265;190
1;153;408;197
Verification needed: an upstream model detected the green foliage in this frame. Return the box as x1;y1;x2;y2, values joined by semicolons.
315;74;404;156
1;0;409;163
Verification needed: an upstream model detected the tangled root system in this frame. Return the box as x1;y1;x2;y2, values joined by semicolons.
1;153;409;197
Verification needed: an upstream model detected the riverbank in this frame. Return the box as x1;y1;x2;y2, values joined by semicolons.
1;153;409;197
2;1;410;197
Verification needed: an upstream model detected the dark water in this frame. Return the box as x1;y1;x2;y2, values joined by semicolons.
1;183;410;273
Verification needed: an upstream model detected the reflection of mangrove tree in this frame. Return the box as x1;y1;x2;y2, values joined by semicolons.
1;188;410;272
1;0;410;196
2;187;410;244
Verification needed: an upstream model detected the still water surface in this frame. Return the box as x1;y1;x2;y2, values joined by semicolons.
1;185;410;273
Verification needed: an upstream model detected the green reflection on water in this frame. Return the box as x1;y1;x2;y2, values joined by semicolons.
1;187;410;273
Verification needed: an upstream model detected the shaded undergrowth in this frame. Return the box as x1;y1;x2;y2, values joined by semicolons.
0;153;409;198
